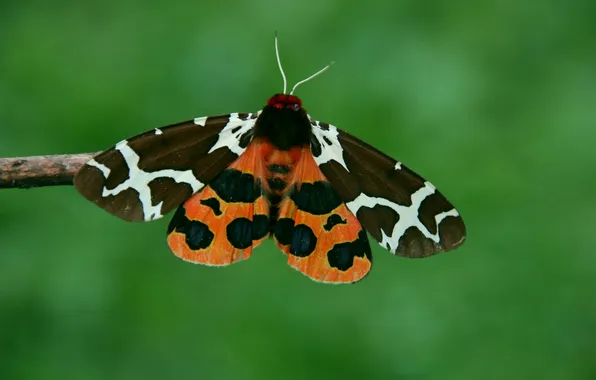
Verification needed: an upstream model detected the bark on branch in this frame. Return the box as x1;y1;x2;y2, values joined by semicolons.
0;152;99;189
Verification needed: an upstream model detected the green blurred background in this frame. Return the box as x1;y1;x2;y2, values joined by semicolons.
1;1;595;379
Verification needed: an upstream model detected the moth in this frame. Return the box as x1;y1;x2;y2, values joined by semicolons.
74;36;466;284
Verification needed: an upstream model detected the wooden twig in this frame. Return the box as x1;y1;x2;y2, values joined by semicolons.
0;152;99;189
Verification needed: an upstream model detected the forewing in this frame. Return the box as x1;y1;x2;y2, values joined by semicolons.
74;113;258;221
166;141;269;265
310;120;466;258
273;148;372;284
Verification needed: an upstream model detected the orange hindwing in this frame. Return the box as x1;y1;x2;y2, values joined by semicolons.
167;141;269;266
273;148;372;283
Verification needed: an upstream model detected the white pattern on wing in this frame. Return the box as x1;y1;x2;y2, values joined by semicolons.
310;119;349;171
95;140;204;221
193;116;208;126
207;113;256;156
154;128;163;135
87;159;111;178
394;161;402;170
346;181;459;252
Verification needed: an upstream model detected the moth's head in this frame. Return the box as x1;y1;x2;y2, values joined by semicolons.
267;94;303;111
265;33;332;115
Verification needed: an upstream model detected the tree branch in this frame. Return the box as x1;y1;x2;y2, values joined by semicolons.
0;152;99;189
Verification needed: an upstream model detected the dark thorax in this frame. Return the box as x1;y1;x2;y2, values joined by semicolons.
253;94;312;150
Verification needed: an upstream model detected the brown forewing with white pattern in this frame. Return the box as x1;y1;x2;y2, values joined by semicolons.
309;119;466;258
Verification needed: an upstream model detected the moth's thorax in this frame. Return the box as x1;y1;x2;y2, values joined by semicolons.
253;94;312;150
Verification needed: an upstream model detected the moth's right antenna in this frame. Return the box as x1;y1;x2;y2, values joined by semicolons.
290;62;334;95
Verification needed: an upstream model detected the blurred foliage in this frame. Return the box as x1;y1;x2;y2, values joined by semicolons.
1;0;595;379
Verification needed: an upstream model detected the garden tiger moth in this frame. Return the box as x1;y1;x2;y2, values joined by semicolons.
74;35;466;284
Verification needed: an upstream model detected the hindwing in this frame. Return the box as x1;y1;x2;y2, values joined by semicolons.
273;147;372;283
167;141;270;266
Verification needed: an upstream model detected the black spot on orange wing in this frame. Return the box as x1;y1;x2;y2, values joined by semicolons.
290;224;318;257
252;215;270;241
274;218;295;246
200;197;222;216
226;215;269;250
167;141;269;266
273;151;372;283
327;230;372;271
323;214;347;231
167;206;215;250
289;181;342;215
226;218;254;249
210;169;261;203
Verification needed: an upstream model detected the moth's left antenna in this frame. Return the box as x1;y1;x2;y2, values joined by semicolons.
274;32;287;94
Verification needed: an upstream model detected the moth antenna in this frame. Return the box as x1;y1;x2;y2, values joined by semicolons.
274;31;287;94
290;61;334;95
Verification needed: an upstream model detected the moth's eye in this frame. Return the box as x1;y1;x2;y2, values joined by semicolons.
291;103;301;111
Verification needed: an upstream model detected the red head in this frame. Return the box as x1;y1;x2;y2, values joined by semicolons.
266;94;303;111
